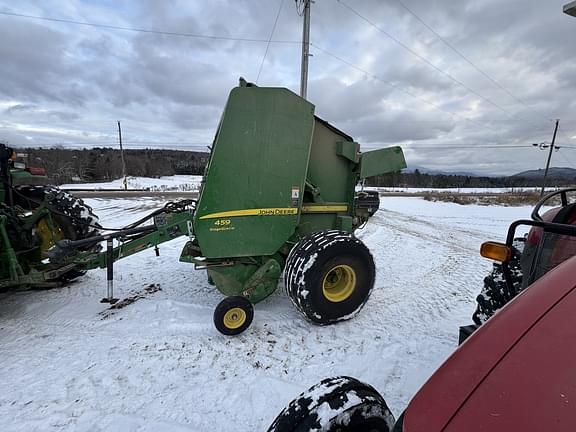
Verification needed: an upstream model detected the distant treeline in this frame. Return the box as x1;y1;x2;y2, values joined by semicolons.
14;147;576;188
18;147;209;184
367;169;576;188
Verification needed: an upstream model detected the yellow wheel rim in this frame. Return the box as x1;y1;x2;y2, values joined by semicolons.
322;264;356;303
36;218;64;252
223;307;247;330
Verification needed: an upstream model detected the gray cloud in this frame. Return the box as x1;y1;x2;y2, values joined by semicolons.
0;0;574;175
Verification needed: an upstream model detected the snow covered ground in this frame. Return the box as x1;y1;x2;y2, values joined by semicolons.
366;186;559;193
61;175;203;192
60;175;561;195
0;194;536;431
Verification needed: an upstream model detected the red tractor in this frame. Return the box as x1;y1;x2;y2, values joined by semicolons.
268;189;576;431
465;188;576;336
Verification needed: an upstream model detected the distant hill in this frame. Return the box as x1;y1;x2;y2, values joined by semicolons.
404;165;479;177
511;167;576;180
406;165;576;180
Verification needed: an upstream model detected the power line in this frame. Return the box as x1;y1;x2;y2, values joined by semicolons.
558;124;576;144
2;6;544;131
257;0;285;83
0;118;484;125
2;7;555;149
335;0;538;124
10;142;211;147
0;10;300;44
552;126;576;174
311;43;485;127
120;140;210;145
8;140;211;145
406;143;533;147
392;0;554;123
11;140;537;149
406;145;533;149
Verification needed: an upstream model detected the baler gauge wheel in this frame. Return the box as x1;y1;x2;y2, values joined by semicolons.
284;230;375;325
223;307;246;329
214;296;254;336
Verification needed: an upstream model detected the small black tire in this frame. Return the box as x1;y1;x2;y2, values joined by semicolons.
267;376;395;432
472;238;525;325
213;296;254;336
284;230;375;325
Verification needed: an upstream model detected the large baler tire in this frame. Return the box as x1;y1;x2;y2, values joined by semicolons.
472;238;525;325
267;376;395;432
284;230;375;325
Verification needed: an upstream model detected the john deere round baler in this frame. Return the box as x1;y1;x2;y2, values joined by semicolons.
178;79;406;334
19;79;405;336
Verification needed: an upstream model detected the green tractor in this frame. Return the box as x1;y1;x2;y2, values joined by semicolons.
0;144;100;289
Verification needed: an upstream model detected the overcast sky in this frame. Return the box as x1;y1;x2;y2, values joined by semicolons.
0;0;575;175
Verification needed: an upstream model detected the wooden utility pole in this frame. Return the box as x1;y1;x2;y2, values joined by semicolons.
117;121;127;190
300;0;311;99
540;119;560;197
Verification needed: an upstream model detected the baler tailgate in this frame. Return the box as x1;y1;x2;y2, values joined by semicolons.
360;146;406;179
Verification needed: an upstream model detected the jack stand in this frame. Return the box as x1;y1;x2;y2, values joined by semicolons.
101;238;119;304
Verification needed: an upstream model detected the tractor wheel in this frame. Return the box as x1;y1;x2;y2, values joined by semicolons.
284;230;375;325
267;376;395;432
213;296;254;336
14;186;101;253
472;238;525;325
14;186;101;282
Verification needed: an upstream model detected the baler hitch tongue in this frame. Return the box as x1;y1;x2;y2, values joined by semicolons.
50;197;196;259
46;240;77;262
45;199;195;304
49;225;156;260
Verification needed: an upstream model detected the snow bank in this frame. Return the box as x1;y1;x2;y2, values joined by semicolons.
61;175;203;192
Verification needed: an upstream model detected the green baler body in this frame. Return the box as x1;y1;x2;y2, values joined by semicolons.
194;86;314;258
186;82;406;302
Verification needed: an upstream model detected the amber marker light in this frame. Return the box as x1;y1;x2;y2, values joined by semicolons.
480;241;512;262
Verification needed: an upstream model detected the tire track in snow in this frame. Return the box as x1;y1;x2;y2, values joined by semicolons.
352;204;493;411
360;210;487;331
0;197;522;430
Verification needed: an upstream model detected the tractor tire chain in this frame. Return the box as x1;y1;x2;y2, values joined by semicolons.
14;185;102;253
472;238;525;325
